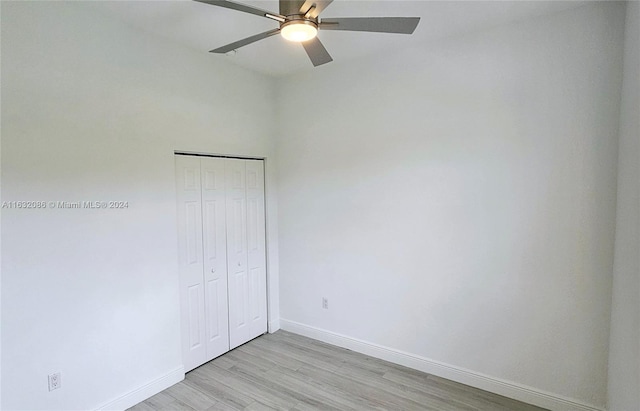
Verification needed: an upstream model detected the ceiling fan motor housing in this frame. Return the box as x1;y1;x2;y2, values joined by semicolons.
279;1;321;43
281;16;318;29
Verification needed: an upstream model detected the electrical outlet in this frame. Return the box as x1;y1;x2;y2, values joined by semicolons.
322;297;328;309
48;372;61;391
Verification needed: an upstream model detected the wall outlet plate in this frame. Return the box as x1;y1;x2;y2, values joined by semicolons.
322;297;328;309
48;372;61;391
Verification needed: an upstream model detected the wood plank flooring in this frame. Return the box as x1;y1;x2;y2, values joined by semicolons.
128;330;548;411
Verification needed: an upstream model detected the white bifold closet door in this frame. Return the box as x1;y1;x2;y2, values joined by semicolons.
225;159;268;349
175;155;267;372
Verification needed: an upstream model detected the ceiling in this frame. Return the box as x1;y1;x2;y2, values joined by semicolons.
94;0;588;77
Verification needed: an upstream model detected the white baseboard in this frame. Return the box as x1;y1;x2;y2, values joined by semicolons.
96;366;184;411
268;318;281;333
280;319;604;411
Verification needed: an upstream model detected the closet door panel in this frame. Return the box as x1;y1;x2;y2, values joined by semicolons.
225;159;252;349
175;156;206;372
200;157;230;360
245;160;268;337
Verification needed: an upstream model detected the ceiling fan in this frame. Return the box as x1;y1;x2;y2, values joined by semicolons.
194;0;421;67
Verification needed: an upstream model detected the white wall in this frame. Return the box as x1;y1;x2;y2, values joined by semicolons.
608;1;640;410
0;2;278;410
276;3;624;410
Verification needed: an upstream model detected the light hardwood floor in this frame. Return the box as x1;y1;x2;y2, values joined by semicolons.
129;330;548;411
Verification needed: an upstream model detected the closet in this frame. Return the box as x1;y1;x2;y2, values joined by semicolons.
175;154;267;372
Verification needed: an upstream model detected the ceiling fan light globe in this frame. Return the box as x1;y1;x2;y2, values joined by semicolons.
281;21;318;42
